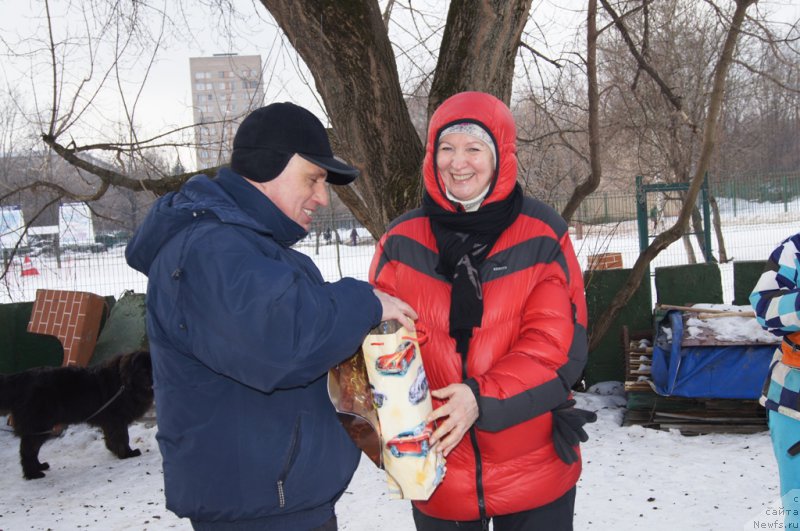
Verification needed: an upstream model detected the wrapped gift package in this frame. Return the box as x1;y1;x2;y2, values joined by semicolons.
329;320;444;500
328;345;382;467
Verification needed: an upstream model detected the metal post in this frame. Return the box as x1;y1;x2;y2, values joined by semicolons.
702;172;713;262
784;174;789;213
635;175;648;254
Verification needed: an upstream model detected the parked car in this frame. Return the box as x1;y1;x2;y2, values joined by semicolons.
385;421;434;458
375;340;416;376
95;230;131;249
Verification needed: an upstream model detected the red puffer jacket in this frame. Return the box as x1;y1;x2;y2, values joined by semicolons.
369;92;588;520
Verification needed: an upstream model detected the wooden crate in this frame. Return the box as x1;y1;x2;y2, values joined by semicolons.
621;323;767;435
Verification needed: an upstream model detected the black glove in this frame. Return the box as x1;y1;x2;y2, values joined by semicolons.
551;399;597;464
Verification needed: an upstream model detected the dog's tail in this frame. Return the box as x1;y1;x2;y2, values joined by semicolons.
0;372;28;411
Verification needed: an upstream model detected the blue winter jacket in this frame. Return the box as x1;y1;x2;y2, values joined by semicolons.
125;168;381;527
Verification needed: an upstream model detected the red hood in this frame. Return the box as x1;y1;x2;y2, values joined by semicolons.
423;92;517;211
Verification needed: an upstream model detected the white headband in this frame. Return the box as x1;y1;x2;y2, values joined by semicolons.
439;123;496;163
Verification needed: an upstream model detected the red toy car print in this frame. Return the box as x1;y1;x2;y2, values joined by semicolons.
375;340;417;376
386;421;434;458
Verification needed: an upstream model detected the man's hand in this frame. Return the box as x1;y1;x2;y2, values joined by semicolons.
426;383;479;457
373;289;418;332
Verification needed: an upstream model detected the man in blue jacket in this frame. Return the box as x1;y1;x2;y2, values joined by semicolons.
126;102;417;530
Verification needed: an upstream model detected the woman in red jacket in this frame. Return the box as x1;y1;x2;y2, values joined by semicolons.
369;91;595;530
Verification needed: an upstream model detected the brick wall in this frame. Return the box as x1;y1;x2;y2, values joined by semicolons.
587;252;624;271
27;289;106;367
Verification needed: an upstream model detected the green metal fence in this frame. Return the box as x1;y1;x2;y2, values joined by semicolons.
2;172;799;304
560;171;800;226
711;171;800;216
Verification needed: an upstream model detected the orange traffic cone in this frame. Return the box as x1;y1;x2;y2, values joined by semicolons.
21;256;39;276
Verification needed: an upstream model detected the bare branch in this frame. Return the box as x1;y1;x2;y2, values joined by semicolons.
598;0;689;119
1;176;108;204
589;0;758;351
597;0;655;35
519;41;563;69
44;0;58;138
732;58;800;94
517;129;585;143
382;0;396;29
41;133;196;196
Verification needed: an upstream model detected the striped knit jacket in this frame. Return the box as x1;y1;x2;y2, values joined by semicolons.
751;233;800;421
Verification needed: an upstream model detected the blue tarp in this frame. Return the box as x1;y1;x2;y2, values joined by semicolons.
650;310;775;399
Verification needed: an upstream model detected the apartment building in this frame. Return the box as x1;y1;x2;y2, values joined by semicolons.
189;54;264;169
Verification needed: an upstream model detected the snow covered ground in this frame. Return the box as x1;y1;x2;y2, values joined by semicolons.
0;383;781;530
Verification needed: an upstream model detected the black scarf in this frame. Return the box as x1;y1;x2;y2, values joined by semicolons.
423;184;523;359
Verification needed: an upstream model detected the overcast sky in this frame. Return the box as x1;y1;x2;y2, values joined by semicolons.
1;0;797;169
1;1;438;140
0;1;582;136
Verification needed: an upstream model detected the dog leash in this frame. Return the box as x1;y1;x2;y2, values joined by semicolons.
85;384;126;422
1;385;127;436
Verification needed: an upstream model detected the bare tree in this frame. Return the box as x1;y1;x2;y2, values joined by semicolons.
589;0;758;350
4;1;538;240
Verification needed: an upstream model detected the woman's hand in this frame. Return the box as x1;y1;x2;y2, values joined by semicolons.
426;383;479;457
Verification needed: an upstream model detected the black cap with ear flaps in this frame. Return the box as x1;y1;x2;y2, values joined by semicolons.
230;102;359;185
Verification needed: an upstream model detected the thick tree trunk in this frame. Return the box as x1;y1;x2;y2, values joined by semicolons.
561;0;601;223
690;205;706;260
710;194;729;262
261;1;532;238
682;233;697;264
260;0;423;238
428;0;533;112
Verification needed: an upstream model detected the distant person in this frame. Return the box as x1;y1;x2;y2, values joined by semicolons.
323;228;332;244
649;205;658;231
350;228;359;246
751;232;800;528
126;102;417;531
369;91;595;530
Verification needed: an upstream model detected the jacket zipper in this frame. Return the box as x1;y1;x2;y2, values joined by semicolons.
462;358;488;528
277;416;302;509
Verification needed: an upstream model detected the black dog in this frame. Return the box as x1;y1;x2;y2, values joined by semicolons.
0;351;154;479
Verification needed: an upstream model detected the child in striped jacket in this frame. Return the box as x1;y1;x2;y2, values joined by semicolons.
751;232;800;526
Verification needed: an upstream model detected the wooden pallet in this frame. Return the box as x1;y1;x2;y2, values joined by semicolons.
623;326;655;393
623;394;766;434
621;325;767;435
